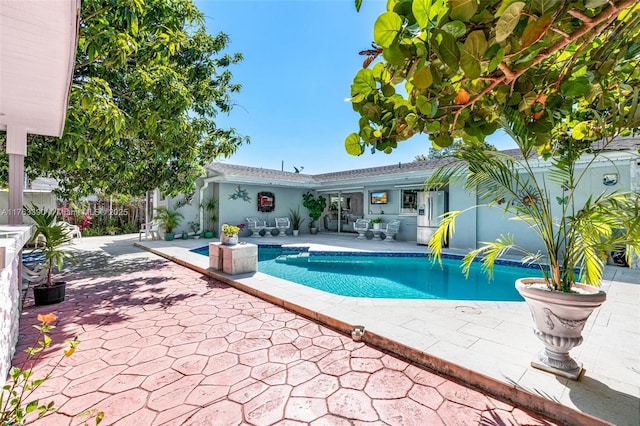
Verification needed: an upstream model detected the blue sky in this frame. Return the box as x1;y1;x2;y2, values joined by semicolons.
196;0;515;174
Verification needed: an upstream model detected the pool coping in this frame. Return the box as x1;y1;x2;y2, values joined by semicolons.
135;240;618;426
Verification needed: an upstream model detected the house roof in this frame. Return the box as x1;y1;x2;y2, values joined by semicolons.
206;158;456;189
207;137;639;190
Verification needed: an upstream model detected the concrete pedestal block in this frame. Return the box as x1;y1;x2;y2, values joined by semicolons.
209;242;257;275
209;242;223;270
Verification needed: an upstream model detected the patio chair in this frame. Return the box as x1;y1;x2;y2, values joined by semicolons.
381;219;402;242
353;218;370;240
246;217;262;237
58;221;82;242
275;217;290;236
139;221;160;241
21;263;47;307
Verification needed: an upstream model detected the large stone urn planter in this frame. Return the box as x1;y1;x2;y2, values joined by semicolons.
515;278;606;380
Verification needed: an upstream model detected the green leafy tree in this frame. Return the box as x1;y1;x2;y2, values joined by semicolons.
347;0;640;155
1;0;248;197
415;139;495;160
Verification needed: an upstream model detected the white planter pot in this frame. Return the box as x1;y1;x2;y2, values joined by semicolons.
373;223;381;230
515;278;606;380
221;233;238;245
292;230;299;236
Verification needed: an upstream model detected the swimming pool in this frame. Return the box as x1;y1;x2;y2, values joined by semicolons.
192;246;539;301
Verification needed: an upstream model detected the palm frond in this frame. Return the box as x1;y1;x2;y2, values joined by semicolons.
427;210;463;264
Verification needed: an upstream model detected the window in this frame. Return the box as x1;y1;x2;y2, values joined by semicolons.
400;189;418;214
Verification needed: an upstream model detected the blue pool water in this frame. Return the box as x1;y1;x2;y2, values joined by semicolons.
192;246;539;301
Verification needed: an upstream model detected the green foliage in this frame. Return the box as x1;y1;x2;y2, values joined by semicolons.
425;123;640;291
154;206;184;234
204;197;218;232
1;0;249;198
1;314;102;425
27;205;76;287
349;0;640;154
370;217;384;224
288;207;306;230
302;192;327;225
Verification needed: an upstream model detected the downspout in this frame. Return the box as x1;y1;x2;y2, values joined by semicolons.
199;176;219;233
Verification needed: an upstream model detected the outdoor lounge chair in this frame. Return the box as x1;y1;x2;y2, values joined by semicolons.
353;218;370;240
381;219;401;242
275;217;290;236
139;221;160;241
246;217;262;237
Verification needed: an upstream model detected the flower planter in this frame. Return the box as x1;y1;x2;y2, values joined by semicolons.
515;278;606;380
33;282;66;306
164;233;175;241
221;234;238;245
292;230;299;236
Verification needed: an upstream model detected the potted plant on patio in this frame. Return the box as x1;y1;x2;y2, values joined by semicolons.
154;206;184;241
28;206;75;306
288;207;305;236
370;217;383;230
302;192;326;235
221;223;240;245
348;0;640;380
203;197;217;238
425;121;640;379
189;220;201;239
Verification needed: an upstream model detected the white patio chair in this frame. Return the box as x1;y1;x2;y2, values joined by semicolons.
275;217;290;236
58;221;82;242
246;217;262;237
381;219;402;242
139;221;160;241
353;218;370;240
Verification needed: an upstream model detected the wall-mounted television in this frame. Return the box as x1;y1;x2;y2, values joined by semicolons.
370;191;388;204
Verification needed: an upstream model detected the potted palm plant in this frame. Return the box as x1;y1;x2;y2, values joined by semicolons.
288;207;305;236
154;206;184;241
426;120;640;379
28;206;75;306
302;192;327;234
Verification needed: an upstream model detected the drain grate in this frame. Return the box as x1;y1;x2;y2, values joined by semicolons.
455;305;481;314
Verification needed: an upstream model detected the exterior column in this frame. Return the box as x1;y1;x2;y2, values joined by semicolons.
631;158;640;269
6;126;27;225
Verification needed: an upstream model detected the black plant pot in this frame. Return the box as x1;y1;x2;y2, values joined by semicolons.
33;282;66;306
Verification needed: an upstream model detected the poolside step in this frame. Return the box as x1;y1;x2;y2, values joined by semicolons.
275;253;310;264
275;252;378;266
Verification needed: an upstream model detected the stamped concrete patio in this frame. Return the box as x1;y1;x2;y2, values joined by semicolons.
137;233;639;426
13;235;564;425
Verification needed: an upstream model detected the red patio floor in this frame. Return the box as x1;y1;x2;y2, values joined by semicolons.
13;249;557;425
